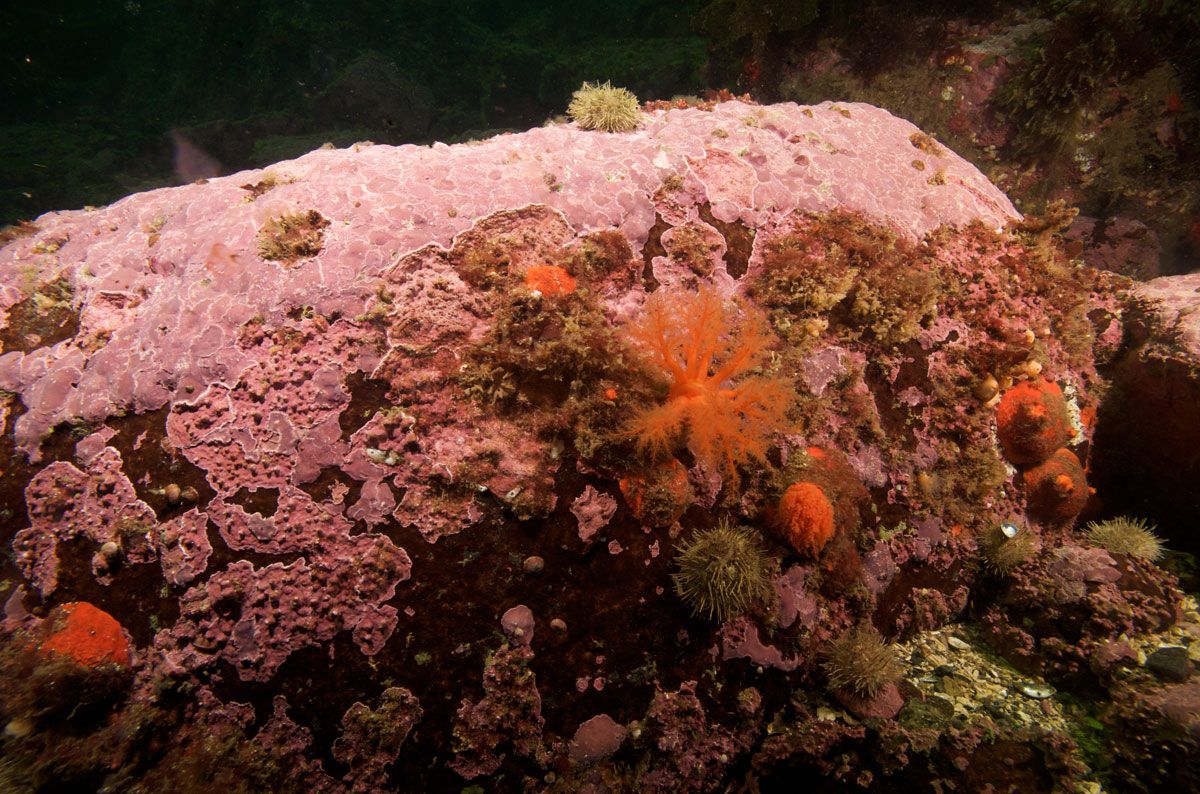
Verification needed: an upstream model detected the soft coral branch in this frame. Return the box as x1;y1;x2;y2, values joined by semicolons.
626;286;792;488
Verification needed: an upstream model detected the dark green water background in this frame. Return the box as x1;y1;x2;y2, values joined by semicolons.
2;1;1198;274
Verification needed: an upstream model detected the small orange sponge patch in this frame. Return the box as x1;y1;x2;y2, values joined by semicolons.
523;264;576;296
995;379;1072;466
618;458;694;527
1022;447;1089;522
778;482;836;556
39;602;131;668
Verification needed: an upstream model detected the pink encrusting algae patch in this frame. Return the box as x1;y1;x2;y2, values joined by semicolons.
0;101;1016;462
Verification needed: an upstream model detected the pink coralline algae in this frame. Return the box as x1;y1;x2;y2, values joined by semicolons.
156;497;410;681
0;101;1014;464
501;604;535;644
637;681;757;792
164;314;373;494
450;641;547;779
332;687;423;794
571;485;618;545
569;713;628;766
721;615;805;671
983;543;1182;686
13;443;158;595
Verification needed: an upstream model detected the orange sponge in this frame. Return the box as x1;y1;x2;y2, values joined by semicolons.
995;379;1072;465
523;264;576;296
619;458;693;527
779;482;836;556
1023;448;1089;522
39;602;130;668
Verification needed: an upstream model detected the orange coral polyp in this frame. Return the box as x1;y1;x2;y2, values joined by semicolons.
523;264;576;296
39;602;130;668
779;482;836;556
995;378;1071;465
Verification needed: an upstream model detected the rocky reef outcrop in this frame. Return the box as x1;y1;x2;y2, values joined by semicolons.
0;98;1194;792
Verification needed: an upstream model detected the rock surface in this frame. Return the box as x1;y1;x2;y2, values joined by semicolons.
1091;271;1200;555
0;100;1189;792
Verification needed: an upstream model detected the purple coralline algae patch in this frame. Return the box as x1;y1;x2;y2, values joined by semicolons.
1105;680;1200;790
775;564;820;629
637;681;757;792
501;604;535;645
862;543;899;596
450;642;547;779
833;681;905;721
254;695;341;790
1065;215;1162;281
721;616;804;671
156;508;213;586
572;485;618;545
206;484;352;554
156;524;410;681
982;543;1183;685
165;315;373;494
332;686;423;793
569;713;628;766
13;444;158;595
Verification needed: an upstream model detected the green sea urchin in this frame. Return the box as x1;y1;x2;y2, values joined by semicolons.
822;625;902;699
567;81;642;133
672;522;775;622
978;521;1037;575
1085;516;1164;561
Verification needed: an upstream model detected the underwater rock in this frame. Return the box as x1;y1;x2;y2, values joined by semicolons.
1065;215;1161;281
0;97;1184;790
1105;681;1200;791
1145;645;1192;683
1091;271;1200;556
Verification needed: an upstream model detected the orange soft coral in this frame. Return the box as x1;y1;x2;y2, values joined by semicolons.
625;285;791;486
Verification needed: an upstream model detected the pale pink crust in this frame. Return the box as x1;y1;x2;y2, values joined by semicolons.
157;525;411;682
14;445;157;596
572;485;619;545
0;101;1015;462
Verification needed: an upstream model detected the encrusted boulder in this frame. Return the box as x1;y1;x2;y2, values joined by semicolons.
0;98;1186;791
1091;271;1200;556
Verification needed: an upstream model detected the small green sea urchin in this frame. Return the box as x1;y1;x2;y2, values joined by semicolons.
978;521;1036;575
823;625;903;699
672;522;775;622
567;81;642;133
1085;516;1163;561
